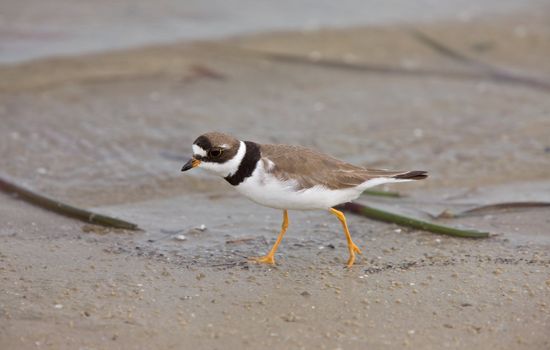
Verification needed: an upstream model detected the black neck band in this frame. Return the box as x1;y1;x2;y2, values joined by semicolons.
224;141;261;186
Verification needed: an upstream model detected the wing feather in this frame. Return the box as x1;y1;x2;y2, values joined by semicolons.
260;144;407;190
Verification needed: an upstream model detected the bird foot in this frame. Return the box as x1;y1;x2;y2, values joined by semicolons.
346;254;357;268
346;242;363;267
249;254;276;265
351;242;362;255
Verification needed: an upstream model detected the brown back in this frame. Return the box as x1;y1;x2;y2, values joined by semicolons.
260;144;407;190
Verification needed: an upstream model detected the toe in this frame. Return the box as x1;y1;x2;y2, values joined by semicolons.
346;253;356;268
249;255;276;265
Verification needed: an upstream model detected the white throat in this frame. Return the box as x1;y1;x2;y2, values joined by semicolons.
198;140;246;177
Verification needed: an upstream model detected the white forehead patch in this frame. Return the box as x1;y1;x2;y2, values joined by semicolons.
192;144;207;157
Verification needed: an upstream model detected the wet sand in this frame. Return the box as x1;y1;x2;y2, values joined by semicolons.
1;8;550;350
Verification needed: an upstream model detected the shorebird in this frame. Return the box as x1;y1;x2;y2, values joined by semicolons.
181;132;427;267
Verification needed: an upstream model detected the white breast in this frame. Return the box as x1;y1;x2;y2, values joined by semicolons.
233;159;409;210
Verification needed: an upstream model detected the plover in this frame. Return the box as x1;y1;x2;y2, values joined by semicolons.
181;132;427;267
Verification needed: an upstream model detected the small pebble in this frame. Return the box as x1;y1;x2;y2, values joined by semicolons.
281;312;300;322
174;234;187;241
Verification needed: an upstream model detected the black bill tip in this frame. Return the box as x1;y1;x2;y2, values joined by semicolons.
181;158;200;171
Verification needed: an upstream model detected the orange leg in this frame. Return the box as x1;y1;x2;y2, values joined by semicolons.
250;210;289;265
329;208;362;267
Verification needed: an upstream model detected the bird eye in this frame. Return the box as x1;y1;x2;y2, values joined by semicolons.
208;148;222;158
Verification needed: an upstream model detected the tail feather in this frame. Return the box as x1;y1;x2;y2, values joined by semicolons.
393;170;428;180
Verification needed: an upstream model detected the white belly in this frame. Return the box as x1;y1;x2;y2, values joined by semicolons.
233;163;406;210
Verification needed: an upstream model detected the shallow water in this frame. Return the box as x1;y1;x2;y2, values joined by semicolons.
1;0;546;63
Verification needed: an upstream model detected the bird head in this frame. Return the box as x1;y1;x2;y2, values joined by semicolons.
181;132;243;178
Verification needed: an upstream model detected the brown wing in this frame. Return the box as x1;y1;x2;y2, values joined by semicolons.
260;144;410;190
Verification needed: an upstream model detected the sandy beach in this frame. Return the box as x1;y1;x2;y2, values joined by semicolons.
1;1;550;349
